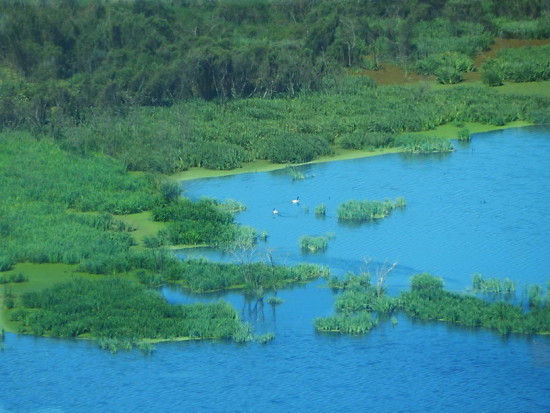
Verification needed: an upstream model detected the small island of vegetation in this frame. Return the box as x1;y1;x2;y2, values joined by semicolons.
337;198;406;221
317;271;550;336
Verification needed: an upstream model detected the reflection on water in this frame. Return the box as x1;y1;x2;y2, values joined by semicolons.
2;127;550;412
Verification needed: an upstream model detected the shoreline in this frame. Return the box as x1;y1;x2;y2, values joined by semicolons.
172;120;533;182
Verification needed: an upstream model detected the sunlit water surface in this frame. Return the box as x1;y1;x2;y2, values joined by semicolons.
2;127;550;412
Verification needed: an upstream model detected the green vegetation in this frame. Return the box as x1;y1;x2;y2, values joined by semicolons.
41;82;547;172
316;268;395;334
164;259;329;294
319;272;550;337
5;0;547;132
0;1;549;174
493;17;550;39
267;296;284;305
482;45;550;85
0;273;28;284
9;278;243;346
299;233;335;253
315;312;378;334
337;198;406;221
256;332;276;344
314;204;327;216
394;134;454;153
415;51;474;84
457;127;471;141
0;132;158;270
472;273;515;295
400;273;550;335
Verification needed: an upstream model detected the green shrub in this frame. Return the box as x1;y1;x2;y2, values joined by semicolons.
0;256;14;272
481;63;504;86
415;52;473;77
435;66;464;84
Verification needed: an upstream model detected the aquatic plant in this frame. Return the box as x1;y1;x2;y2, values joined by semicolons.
299;235;328;252
232;323;253;343
256;333;275;344
315;313;378;334
288;167;306;181
267;296;284;305
314;204;327;216
327;271;371;290
337;198;405;221
400;273;550;335
11;278;246;346
457;127;471;141
471;273;515;295
394;135;453;153
221;199;247;213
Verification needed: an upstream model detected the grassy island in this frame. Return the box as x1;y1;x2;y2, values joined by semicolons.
317;272;550;336
337;198;406;221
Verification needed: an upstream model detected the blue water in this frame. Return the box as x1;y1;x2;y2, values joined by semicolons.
2;127;550;412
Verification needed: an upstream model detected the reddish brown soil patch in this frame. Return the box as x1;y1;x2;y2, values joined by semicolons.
357;38;550;86
359;64;434;85
473;38;550;67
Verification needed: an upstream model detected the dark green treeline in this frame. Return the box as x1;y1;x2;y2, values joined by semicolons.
1;0;549;128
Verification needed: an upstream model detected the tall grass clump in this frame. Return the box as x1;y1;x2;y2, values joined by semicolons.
395;135;453;153
481;45;550;84
299;235;329;252
314;204;327;216
493;18;550;39
337;198;405;221
415;51;473;84
472;273;515;295
315;312;378;334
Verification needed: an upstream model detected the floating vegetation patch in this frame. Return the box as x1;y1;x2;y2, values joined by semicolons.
314;203;327;216
337;198;406;221
299;233;335;252
318;271;550;337
267;296;284;305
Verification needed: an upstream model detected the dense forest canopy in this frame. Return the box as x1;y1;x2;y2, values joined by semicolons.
1;0;549;129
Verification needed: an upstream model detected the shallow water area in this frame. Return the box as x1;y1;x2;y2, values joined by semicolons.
180;126;550;292
2;126;550;412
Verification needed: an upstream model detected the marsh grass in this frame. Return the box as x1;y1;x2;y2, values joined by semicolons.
337;198;405;221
